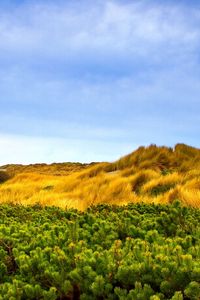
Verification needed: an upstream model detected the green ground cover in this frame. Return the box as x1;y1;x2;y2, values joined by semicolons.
0;201;199;299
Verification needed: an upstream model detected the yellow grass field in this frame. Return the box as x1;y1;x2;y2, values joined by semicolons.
0;143;200;210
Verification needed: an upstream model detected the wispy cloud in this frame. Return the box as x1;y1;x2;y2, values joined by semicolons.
0;1;199;64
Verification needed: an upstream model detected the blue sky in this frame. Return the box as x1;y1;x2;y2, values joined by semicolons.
0;0;200;164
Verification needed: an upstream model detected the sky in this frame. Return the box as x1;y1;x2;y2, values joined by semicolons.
0;0;200;164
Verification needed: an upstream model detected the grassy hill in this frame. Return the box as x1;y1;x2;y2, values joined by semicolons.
0;143;200;209
1;161;94;176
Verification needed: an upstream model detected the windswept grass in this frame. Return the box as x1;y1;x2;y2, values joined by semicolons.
0;143;200;209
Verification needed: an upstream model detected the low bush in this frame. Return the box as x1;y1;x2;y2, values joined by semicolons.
0;202;199;299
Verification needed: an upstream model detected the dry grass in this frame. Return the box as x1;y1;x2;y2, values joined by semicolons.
141;172;181;196
0;143;200;209
129;169;160;194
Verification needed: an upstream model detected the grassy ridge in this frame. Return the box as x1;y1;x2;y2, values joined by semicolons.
0;143;200;209
0;201;199;299
1;162;93;176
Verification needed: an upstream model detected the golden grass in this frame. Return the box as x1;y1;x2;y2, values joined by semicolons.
0;143;200;209
141;172;182;196
129;169;160;194
162;186;200;208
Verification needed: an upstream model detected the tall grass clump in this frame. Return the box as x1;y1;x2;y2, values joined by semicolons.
141;173;182;197
0;143;200;209
129;169;160;194
0;170;11;183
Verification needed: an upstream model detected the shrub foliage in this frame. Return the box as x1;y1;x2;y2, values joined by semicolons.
0;201;199;299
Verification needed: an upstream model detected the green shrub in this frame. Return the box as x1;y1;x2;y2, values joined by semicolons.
0;203;199;299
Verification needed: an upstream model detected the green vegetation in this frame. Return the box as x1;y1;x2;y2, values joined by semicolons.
0;144;199;298
0;201;199;299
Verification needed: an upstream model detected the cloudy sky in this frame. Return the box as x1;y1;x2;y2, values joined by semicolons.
0;0;200;164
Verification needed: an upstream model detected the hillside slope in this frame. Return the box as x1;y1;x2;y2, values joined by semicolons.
0;143;200;209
